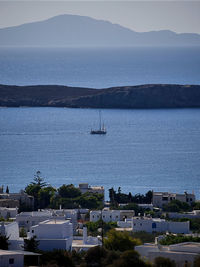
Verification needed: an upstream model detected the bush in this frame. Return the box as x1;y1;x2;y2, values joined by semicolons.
104;229;141;252
159;234;200;245
154;257;176;267
163;200;192;213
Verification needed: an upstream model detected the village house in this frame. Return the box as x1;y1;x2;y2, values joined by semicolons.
0;207;18;219
78;183;104;197
0;222;24;250
152;191;195;208
0;190;34;209
135;241;200;267
90;209;135;223
132;216;190;234
28;219;73;251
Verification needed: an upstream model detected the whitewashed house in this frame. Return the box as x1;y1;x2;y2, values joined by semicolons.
153;192;195;208
16;210;53;231
135;242;200;267
132;217;190;234
0;222;24;250
167;210;200;219
90;209;134;223
28;219;73;251
0;250;24;267
79;183;104;197
0;190;34;209
0;207;18;220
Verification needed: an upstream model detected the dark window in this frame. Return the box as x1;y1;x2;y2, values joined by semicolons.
190;198;193;201
9;258;14;264
186;198;189;202
32;230;34;233
170;197;172;201
162;197;168;201
152;222;157;229
140;223;142;226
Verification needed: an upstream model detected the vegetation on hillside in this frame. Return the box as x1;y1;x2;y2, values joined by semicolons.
159;234;200;245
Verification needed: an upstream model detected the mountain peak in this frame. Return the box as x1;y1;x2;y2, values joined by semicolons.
0;14;199;47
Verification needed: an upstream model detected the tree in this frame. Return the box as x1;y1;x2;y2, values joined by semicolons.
154;257;176;267
163;200;192;213
58;184;81;198
38;186;56;209
84;246;107;267
194;255;200;267
104;229;141;252
24;236;39;252
6;186;9;194
40;250;75;267
25;171;48;210
110;250;150;267
19;227;27;238
0;233;9;249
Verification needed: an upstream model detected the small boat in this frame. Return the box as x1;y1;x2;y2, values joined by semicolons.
90;111;107;135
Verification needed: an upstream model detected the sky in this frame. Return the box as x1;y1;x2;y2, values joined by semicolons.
0;1;200;34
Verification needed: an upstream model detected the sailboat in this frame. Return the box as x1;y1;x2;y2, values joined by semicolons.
90;111;107;135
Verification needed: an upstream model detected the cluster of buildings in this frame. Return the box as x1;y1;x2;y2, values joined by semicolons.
0;186;199;267
135;239;200;267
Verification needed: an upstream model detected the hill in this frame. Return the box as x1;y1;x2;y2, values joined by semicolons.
0;14;200;47
0;84;200;109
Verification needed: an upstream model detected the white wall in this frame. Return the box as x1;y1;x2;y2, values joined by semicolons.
0;252;24;267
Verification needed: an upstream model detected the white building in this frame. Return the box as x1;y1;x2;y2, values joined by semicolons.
28;219;73;251
0;250;24;267
52;209;78;233
167;210;200;219
0;190;34;209
138;204;154;211
0;207;18;220
72;227;101;252
136;242;200;267
90;209;134;223
16;210;53;231
153;192;195;208
79;183;104;196
0;222;24;250
132;217;190;234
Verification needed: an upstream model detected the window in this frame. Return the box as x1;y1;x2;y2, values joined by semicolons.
32;230;34;233
140;223;142;226
152;222;157;229
9;258;14;264
162;197;168;201
190;198;193;201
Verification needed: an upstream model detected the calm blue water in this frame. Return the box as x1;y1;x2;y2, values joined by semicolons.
0;47;200;199
0;107;200;199
0;47;200;88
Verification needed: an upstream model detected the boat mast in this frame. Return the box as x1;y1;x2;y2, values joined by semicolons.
99;110;102;130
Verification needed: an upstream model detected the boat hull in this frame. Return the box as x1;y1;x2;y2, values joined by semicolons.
90;130;107;135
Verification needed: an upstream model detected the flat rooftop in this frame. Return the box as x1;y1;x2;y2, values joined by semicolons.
41;220;68;225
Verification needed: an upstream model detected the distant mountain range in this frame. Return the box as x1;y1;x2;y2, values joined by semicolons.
1;84;200;108
0;14;200;47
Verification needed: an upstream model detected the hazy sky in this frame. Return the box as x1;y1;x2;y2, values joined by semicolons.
0;1;200;34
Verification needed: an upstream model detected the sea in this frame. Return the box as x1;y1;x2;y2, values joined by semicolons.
0;47;200;200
